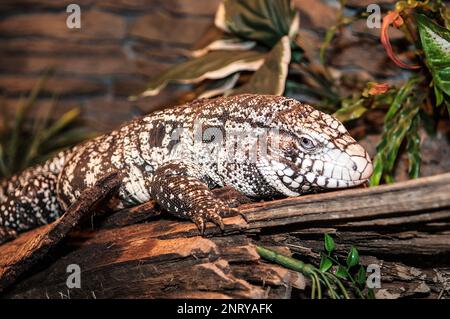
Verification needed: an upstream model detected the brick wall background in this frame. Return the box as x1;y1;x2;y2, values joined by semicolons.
0;0;399;131
0;0;222;130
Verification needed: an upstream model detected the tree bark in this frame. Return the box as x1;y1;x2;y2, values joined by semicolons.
0;173;449;299
0;172;122;294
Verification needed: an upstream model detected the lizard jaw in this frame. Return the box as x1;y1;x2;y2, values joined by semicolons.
266;144;373;195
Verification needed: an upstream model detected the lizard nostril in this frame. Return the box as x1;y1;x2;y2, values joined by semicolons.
352;162;357;171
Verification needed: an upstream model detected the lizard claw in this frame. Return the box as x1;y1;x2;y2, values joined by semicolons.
190;200;236;235
218;204;240;218
192;213;206;235
207;208;225;231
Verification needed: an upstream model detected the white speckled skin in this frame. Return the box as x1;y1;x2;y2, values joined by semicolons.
0;94;373;240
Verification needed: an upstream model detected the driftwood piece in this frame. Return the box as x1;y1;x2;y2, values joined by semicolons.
0;173;449;298
0;172;122;294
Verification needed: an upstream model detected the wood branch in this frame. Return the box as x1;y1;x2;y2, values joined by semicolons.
0;173;449;298
3;228;303;299
240;172;450;230
0;171;122;294
99;201;158;228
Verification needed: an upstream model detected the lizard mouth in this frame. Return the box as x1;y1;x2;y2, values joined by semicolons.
270;152;373;195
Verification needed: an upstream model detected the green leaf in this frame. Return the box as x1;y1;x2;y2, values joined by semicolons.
231;36;291;95
419;109;436;136
369;154;384;186
8;74;49;170
319;256;333;272
191;36;257;57
434;84;444;106
446;97;450;117
134;49;266;99
370;77;422;186
406;114;421;179
215;0;299;47
198;73;240;99
42;109;81;141
0;72;92;178
22;96;59;169
335;266;348;279
415;14;450;97
320;25;338;65
384;99;421;173
35;130;96;167
333;98;367;122
324;233;335;253
0;144;8;177
346;246;359;268
383;173;395;184
384;77;420;123
356;266;366;287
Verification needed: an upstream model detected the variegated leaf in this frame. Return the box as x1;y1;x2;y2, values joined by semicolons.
198;73;240;99
134;50;265;99
415;14;450;97
190;36;257;58
231;36;291;96
215;0;299;47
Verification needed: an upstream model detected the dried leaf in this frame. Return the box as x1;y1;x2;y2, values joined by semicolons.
381;11;420;70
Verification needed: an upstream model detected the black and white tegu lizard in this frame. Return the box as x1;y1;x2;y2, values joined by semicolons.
0;94;373;242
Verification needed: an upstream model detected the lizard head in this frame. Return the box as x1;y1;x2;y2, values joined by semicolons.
259;96;373;196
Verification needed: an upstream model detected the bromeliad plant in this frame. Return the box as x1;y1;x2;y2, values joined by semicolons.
132;0;301;100
256;234;374;299
0;74;95;179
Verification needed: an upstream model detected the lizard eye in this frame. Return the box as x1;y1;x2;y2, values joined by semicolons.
299;136;316;151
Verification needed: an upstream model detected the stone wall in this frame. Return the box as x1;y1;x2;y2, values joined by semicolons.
0;0;399;131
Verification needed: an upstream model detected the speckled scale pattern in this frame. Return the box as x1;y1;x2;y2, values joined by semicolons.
0;94;373;242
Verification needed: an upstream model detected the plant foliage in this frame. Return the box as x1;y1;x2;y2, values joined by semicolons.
256;234;374;299
134;0;449;186
134;0;300;100
0;74;95;179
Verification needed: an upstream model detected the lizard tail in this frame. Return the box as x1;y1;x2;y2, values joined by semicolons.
0;149;72;235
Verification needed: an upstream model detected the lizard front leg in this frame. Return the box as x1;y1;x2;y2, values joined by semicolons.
149;161;236;234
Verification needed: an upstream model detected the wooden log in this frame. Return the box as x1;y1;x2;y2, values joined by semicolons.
0;172;122;294
240;172;450;230
1;173;449;298
3;228;303;299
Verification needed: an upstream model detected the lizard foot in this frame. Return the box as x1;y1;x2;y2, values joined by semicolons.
211;186;253;208
189;201;239;235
